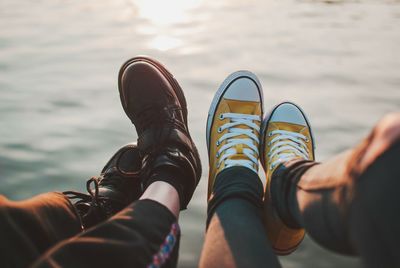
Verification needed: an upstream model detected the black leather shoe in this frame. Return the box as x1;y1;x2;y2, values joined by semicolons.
64;143;142;228
118;56;202;209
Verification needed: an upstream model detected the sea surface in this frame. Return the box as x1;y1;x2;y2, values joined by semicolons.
1;0;399;267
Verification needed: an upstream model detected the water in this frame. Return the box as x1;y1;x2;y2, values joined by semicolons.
1;0;399;267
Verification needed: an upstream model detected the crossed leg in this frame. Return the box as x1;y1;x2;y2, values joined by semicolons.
0;183;181;268
0;192;82;267
200;113;400;268
293;113;400;267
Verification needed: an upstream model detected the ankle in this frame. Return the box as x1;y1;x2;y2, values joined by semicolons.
270;159;318;229
140;181;180;217
141;146;198;209
207;167;264;228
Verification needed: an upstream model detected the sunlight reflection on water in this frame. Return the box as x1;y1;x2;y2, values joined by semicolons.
132;0;204;50
133;0;203;26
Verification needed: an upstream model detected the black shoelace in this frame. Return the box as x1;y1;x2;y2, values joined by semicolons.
63;177;102;208
63;177;115;228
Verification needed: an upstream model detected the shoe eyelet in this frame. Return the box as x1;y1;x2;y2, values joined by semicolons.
267;142;271;146
216;141;220;146
267;152;271;157
216;152;220;158
305;138;309;143
219;114;224;120
217;127;222;133
268;132;272;137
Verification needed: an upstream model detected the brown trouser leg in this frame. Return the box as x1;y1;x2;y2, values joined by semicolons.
285;113;400;267
0;192;82;268
1;192;180;268
32;199;180;268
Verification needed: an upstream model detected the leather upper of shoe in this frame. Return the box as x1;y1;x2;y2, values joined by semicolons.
64;143;142;229
208;76;263;199
119;58;201;208
261;102;314;254
98;143;142;205
120;62;187;137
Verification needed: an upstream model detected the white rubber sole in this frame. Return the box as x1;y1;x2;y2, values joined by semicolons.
206;70;264;154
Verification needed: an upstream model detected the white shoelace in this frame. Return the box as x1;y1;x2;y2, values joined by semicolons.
268;129;309;170
216;113;261;173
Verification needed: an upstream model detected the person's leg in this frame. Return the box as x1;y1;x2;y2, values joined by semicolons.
267;113;400;267
0;192;82;268
33;56;202;268
200;167;281;268
0;143;143;268
117;56;202;211
32;181;181;268
260;102;316;255
200;72;281;268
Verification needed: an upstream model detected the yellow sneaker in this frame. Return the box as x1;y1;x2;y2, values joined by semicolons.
206;71;264;199
260;102;315;255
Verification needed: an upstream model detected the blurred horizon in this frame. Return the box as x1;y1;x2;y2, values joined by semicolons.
1;0;399;267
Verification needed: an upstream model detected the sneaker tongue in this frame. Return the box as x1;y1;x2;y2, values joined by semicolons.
270;122;308;164
222;100;261;164
271;121;306;134
230;144;246;160
230;154;247;160
225;146;251;163
226;99;259;114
